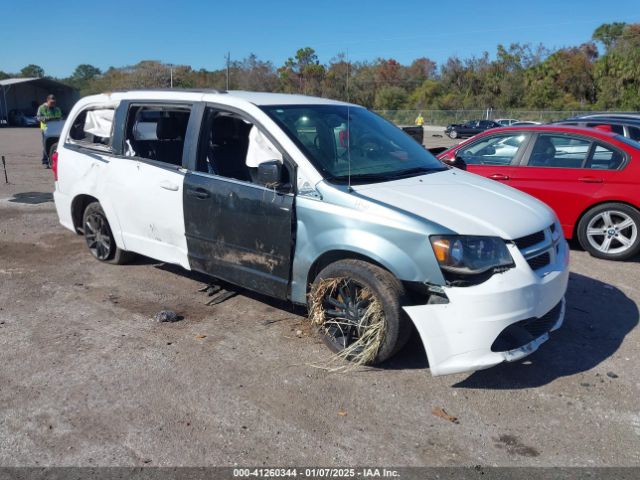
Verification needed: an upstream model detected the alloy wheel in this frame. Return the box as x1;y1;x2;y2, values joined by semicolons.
320;278;375;352
84;212;113;260
585;210;638;255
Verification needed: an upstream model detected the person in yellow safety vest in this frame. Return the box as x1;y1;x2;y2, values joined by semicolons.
415;113;424;126
36;94;62;168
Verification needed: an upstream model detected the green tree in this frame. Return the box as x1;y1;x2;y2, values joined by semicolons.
592;22;627;52
594;23;640;109
72;64;102;82
374;85;407;110
278;47;325;95
20;64;44;78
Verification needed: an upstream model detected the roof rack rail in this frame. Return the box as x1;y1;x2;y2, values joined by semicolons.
110;88;227;94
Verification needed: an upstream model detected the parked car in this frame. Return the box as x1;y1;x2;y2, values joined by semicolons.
575;113;640;121
496;118;519;126
511;121;541;126
552;117;640;141
438;125;640;260
43;119;64;161
8;109;38;127
52;90;569;377
445;120;500;139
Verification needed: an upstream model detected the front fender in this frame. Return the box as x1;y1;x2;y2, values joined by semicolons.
290;193;445;304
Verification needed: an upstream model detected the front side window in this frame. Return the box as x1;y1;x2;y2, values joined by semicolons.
124;105;191;166
261;105;445;184
457;133;527;166
67;107;114;150
527;135;591;168
195;107;291;187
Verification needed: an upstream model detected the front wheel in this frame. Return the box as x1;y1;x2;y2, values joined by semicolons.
448;129;458;139
577;203;640;260
309;259;411;365
82;202;135;264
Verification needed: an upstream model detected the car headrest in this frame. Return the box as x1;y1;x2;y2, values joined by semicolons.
156;116;184;140
532;137;555;156
212;115;236;143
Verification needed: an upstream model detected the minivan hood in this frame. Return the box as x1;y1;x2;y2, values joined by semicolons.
352;169;555;239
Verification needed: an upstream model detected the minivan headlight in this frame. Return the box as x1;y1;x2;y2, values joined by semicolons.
430;235;514;276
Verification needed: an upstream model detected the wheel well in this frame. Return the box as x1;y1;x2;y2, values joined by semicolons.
306;250;391;290
71;194;99;234
572;200;640;239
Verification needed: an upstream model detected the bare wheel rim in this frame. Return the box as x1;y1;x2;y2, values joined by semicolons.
585;210;638;255
320;278;375;352
84;212;112;260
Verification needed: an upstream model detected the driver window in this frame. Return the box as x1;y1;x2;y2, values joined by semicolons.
458;134;527;165
196;108;290;186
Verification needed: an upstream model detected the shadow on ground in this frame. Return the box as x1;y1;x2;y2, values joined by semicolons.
453;272;638;389
8;191;53;204
129;259;638;384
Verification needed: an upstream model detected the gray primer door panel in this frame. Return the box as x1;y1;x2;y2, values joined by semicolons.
183;172;294;299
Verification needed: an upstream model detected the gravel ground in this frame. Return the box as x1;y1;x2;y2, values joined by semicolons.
0;128;638;467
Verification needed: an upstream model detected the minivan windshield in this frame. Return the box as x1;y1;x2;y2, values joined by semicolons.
262;105;446;184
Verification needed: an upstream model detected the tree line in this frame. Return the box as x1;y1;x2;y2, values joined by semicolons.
2;22;638;111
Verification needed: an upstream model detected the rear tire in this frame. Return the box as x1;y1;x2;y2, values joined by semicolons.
310;259;411;364
82;202;135;264
577;203;640;260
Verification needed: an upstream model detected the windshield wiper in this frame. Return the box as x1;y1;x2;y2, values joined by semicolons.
386;166;444;179
327;167;444;184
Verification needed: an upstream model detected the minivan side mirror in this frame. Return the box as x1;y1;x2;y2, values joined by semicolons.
256;160;283;187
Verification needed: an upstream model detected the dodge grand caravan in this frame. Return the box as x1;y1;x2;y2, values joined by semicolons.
52;90;569;376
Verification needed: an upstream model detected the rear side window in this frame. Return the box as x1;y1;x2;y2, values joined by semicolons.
124;104;191;166
588;144;625;170
457;133;528;166
528;135;590;168
67;108;114;150
628;127;640;141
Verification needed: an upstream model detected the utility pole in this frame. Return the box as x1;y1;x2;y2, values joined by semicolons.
225;52;230;90
168;63;174;88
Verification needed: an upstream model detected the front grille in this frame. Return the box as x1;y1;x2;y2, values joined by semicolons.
527;252;551;270
491;301;563;352
514;230;545;249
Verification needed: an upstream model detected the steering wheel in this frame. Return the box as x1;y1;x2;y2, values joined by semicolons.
354;133;384;158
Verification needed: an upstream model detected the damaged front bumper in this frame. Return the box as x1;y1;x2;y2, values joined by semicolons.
404;241;569;376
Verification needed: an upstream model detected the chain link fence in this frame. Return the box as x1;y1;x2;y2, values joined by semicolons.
374;109;599;126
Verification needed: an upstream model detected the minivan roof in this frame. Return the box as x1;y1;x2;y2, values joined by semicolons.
78;89;355;107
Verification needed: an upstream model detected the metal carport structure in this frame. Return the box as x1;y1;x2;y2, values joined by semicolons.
0;77;79;126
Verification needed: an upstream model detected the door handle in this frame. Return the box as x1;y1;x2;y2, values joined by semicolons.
578;176;603;183
186;187;210;199
159;180;179;191
489;173;510;181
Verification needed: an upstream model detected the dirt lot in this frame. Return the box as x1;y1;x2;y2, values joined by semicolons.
0;128;639;467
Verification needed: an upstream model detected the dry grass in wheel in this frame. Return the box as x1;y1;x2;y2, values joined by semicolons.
308;277;386;370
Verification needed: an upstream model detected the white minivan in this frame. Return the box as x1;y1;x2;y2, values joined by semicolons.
52;89;569;376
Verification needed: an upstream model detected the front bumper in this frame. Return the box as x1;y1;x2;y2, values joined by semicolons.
404;240;569;376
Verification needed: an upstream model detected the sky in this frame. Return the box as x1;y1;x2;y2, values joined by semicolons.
1;0;639;78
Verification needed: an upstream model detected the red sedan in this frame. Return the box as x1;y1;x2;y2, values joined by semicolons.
438;125;640;260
